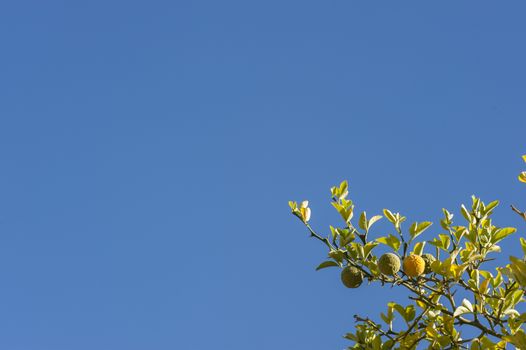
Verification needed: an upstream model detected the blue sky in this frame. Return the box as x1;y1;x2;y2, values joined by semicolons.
1;1;526;349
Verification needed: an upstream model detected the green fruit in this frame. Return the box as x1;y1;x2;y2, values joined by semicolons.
378;253;401;276
422;253;436;274
341;266;363;288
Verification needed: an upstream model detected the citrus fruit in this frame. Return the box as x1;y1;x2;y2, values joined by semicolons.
341;266;363;288
378;253;401;276
403;254;425;277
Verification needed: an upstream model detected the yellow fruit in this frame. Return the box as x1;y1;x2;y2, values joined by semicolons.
403;254;425;277
421;253;436;274
378;253;401;276
341;266;363;288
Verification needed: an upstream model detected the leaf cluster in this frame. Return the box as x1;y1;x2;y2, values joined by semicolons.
289;179;526;350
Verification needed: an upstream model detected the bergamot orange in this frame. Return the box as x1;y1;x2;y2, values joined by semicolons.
378;253;401;276
341;266;363;288
403;254;425;277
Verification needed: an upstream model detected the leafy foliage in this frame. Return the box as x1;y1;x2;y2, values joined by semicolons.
288;156;526;350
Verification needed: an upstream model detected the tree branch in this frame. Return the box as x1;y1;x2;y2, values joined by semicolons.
511;205;526;222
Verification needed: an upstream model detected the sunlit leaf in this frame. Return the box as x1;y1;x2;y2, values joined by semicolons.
376;234;401;252
453;305;470;317
315;261;339;270
493;227;517;243
359;211;367;231
413;241;426;256
383;209;396;224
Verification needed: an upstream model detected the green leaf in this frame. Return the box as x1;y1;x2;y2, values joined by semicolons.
417;221;432;234
388;302;414;324
376;234;401;252
349;243;365;259
492;271;503;288
409;221;432;241
368;215;382;229
493;227;517;243
383;209;396;224
470;340;481;350
452;226;467;242
503;329;526;349
337;228;356;246
315;261;339;270
413;241;426;256
332;202;354;223
364;242;379;258
509;256;526;287
328;250;346;263
404;305;415;322
440;208;453;230
430;234;451;251
437;336;451;347
343;208;354;223
359;212;367;231
479;337;498;349
331;202;344;215
329;226;337;240
521;237;526;255
484;200;499;214
461;205;471;222
339;180;349;199
439;234;451;250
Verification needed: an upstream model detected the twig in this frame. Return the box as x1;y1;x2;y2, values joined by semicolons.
511;205;526;221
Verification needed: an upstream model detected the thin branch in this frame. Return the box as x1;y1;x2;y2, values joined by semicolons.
511;205;526;221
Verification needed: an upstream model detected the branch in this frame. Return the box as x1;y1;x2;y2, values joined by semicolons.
305;223;334;250
353;315;396;341
511;205;526;222
396;306;429;342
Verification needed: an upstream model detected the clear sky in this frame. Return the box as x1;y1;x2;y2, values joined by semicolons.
1;1;525;349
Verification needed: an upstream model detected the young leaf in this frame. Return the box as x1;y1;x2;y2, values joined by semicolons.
461;205;471;222
404;305;415;322
364;242;379;258
461;298;473;312
339;180;349;199
484;200;499;214
376;234;401;252
493;227;517;243
503;329;526;349
315;261;339;270
417;221;432;234
453;305;470;317
521;237;526;255
328;250;346;264
368;215;382;230
439;234;451;250
388;302;407;323
413;241;426;256
509;256;526;287
409;221;432;241
359;212;367;231
383;209;396;224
